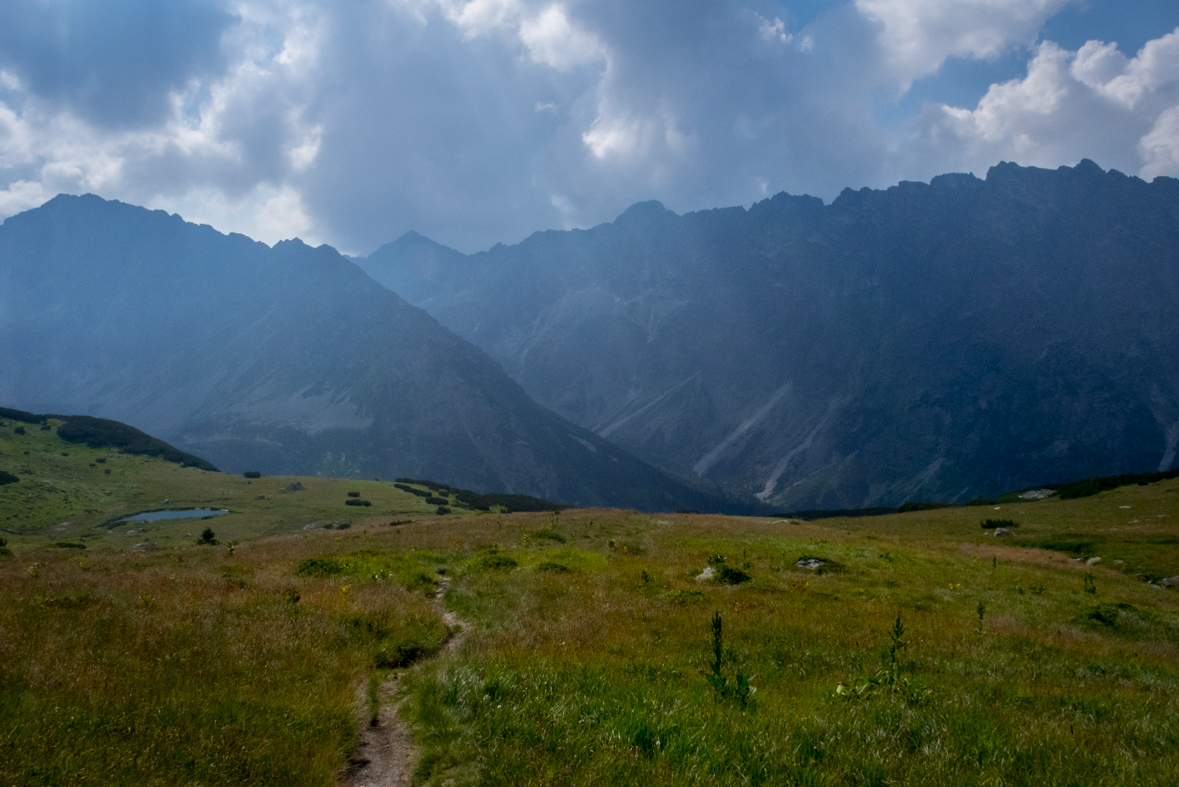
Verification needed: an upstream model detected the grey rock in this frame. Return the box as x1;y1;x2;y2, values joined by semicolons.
1086;557;1102;566
361;161;1179;511
0;195;728;514
1161;576;1179;588
695;566;715;582
796;558;826;570
993;528;1012;538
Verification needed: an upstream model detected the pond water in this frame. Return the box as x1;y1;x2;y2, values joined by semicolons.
117;508;230;523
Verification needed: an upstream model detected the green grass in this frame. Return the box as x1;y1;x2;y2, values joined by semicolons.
0;418;479;551
0;533;449;786
1;423;1178;785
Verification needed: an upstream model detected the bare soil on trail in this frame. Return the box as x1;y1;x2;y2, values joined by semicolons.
344;577;465;787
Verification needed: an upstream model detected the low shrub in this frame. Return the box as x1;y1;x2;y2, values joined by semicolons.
13;426;25;435
715;565;752;585
469;552;517;572
981;519;1019;529
53;415;218;471
347;491;360;498
897;501;951;513
425;496;448;505
535;561;570;572
345;499;372;507
0;471;19;486
530;528;566;543
243;471;261;479
435;506;451;515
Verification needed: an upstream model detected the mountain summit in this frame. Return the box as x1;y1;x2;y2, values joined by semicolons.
361;161;1179;509
0;194;729;512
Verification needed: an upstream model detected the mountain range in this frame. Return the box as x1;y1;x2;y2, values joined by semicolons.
359;160;1179;509
0;195;731;513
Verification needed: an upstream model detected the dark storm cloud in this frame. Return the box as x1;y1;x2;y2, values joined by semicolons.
0;0;238;129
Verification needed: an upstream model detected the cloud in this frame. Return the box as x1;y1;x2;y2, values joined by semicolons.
1;0;1178;255
855;0;1072;85
0;0;237;129
907;29;1179;180
519;4;606;70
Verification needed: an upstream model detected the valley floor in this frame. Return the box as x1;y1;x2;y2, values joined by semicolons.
1;479;1178;786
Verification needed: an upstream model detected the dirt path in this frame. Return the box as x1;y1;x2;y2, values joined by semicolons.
344;576;465;787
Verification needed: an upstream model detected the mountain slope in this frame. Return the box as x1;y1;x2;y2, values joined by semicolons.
0;195;733;512
360;161;1179;509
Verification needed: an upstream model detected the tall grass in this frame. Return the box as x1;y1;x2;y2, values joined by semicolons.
0;536;446;786
402;509;1179;786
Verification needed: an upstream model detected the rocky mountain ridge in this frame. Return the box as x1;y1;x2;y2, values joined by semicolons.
360;160;1179;509
0;195;735;512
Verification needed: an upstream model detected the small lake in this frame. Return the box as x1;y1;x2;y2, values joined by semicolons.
117;508;230;523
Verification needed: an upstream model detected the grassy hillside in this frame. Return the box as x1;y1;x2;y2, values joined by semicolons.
1;425;1177;785
0;416;476;550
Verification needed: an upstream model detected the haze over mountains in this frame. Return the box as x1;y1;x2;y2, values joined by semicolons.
360;161;1179;510
0;195;728;513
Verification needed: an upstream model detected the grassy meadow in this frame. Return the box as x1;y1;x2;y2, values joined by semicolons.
2;416;1179;785
0;417;469;551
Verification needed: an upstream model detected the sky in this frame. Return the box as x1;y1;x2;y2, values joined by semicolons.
1;1;1178;254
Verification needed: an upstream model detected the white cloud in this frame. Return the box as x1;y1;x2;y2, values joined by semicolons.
0;178;48;219
433;0;605;70
1071;30;1179;108
255;185;316;242
855;0;1072;84
0;0;325;234
1141;106;1179;179
519;4;605;70
757;16;791;45
909;30;1179;181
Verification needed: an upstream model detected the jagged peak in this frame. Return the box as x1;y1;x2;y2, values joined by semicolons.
615;200;676;225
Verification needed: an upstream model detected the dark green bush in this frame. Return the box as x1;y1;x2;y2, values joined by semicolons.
347;491;360;497
13;426;25;435
199;528;217;545
469;553;517;571
531;528;566;543
243;471;261;479
897;501;951;513
345;499;371;507
981;519;1019;529
295;557;347;576
716;565;752;585
0;471;18;486
54;415;218;471
1056;467;1179;499
535;561;570;572
425;496;448;505
435;506;451;515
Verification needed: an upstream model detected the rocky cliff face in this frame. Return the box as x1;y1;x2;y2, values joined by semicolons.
361;161;1179;509
0;195;734;512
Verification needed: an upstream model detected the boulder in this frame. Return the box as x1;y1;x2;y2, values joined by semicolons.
695;566;715;582
1161;576;1179;588
1086;557;1102;566
796;558;826;570
993;528;1012;538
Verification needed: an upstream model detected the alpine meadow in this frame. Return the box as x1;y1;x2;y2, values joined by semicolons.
4;1;1179;785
